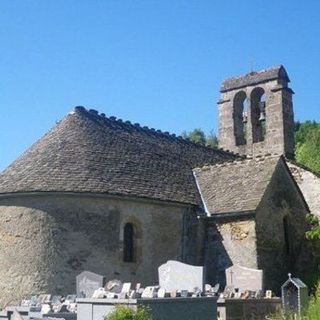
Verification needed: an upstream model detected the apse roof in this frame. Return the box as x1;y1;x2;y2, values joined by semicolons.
0;107;237;206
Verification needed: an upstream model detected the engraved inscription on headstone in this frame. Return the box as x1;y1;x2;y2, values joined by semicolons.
76;271;106;298
158;260;204;292
225;265;263;292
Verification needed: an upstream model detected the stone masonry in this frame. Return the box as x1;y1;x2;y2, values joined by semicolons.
218;66;295;159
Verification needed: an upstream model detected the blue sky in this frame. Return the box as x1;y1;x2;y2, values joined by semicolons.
0;0;319;171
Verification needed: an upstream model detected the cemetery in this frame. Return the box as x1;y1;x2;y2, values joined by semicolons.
0;69;319;320
0;260;312;320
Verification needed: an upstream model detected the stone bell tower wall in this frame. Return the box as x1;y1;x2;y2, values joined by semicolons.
218;66;295;159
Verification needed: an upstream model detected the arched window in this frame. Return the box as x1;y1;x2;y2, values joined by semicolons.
251;87;266;143
233;91;248;146
123;223;135;262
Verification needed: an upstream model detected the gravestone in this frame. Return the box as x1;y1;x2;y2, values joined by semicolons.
105;279;122;293
76;271;106;298
225;265;263;293
158;288;166;298
158;260;204;292
141;286;157;298
121;283;132;294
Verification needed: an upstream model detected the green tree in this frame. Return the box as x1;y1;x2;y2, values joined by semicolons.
181;128;218;148
182;128;206;145
306;214;320;240
206;130;219;148
295;125;320;173
104;305;152;320
295;120;319;145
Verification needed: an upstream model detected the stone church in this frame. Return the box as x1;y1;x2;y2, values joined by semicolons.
0;66;318;306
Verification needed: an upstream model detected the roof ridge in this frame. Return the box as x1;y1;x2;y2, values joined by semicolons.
193;153;281;172
222;65;283;84
286;158;320;178
73;106;239;158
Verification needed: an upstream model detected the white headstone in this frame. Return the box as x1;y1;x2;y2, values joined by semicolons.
121;283;132;293
141;286;157;298
225;265;263;293
158;260;204;292
157;288;166;298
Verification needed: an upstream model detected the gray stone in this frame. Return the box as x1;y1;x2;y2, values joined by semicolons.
141;286;157;298
180;290;189;298
106;292;116;299
226;265;263;293
158;260;204;292
105;279;123;293
121;283;131;293
119;292;127;299
76;271;106;298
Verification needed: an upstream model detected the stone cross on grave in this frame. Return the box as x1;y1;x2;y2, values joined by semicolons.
229;269;234;284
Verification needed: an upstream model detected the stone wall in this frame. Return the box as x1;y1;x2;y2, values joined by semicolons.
255;161;310;292
203;160;310;292
218;79;294;159
204;216;257;287
287;162;320;217
0;193;195;306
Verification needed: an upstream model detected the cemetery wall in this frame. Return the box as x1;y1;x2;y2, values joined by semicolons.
255;161;310;292
0;193;196;307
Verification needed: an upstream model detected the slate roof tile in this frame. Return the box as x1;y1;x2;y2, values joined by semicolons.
0;107;237;206
193;156;281;214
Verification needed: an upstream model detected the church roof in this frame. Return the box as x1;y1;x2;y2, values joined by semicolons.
193;155;281;215
220;65;290;92
0;107;237;206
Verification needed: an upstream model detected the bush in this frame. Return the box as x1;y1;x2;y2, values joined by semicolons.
104;305;152;320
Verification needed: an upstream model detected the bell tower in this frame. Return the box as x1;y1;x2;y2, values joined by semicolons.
218;66;295;159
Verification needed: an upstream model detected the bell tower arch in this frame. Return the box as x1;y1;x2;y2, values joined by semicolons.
218;66;295;159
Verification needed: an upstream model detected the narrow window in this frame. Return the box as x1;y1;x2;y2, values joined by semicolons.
283;216;290;254
251;88;266;143
123;223;135;262
233;91;248;146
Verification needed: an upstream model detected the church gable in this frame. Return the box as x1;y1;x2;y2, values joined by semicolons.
193;155;281;215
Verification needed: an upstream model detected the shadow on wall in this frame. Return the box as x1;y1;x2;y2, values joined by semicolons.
204;222;233;288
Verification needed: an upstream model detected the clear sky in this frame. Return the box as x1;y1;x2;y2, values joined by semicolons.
0;0;319;171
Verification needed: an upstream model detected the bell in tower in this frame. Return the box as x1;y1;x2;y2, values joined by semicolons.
218;66;295;159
